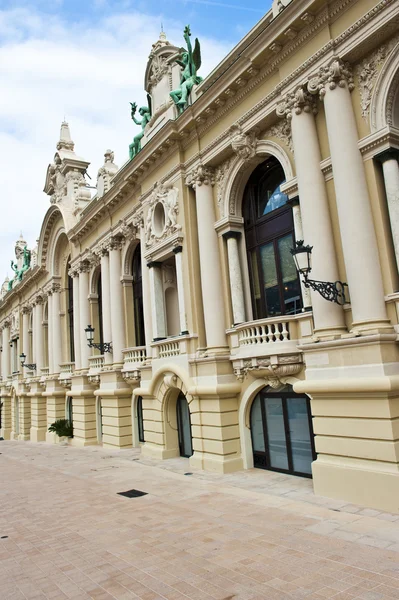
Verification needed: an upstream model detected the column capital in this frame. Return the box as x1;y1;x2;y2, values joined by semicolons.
107;235;124;252
222;230;241;240
276;87;317;120
308;58;354;100
374;148;399;164
68;265;79;278
2;318;11;330
21;305;31;315
77;259;91;274
185;164;215;188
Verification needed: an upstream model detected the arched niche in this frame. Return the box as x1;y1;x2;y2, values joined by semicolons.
370;40;399;131
37;205;66;271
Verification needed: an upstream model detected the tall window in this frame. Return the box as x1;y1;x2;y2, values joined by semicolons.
132;244;145;346
243;157;302;319
137;396;145;443
67;271;75;362
97;273;104;347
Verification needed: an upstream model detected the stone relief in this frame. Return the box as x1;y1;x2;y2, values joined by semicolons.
145;182;182;248
355;35;399;119
215;158;232;218
97;149;119;198
149;54;170;87
265;120;294;154
229;123;257;160
232;354;303;384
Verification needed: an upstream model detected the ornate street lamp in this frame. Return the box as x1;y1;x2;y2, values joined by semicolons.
19;353;36;371
84;325;112;353
291;240;348;306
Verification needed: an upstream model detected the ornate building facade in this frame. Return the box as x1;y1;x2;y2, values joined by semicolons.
1;0;399;512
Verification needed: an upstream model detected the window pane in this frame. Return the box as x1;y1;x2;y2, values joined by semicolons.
260;243;281;316
265;397;288;470
287;398;313;475
251;395;265;452
262;184;288;216
278;235;302;315
250;251;262;319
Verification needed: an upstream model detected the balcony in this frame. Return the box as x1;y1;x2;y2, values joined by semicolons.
227;313;313;381
121;346;146;383
59;362;75;388
88;355;104;384
151;334;197;360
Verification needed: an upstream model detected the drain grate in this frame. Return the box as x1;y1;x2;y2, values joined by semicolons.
1;536;8;539
184;472;193;476
117;489;147;498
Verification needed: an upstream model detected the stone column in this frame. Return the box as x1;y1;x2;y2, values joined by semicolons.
223;232;246;326
78;261;91;370
278;89;346;335
52;284;62;374
34;299;44;372
0;323;11;439
186;165;227;351
148;262;166;340
100;250;113;365
47;292;54;374
309;60;389;332
288;198;312;311
140;231;153;356
70;269;81;370
29;379;47;442
375;149;399;274
173;246;189;335
109;239;126;365
2;323;10;380
21;308;30;368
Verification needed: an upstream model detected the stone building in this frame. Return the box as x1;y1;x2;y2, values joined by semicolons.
1;0;399;513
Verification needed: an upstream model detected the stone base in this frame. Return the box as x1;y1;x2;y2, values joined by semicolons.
313;459;399;514
10;431;18;441
46;431;59;444
0;428;11;440
190;452;243;474
30;427;46;442
140;442;179;460
69;437;98;447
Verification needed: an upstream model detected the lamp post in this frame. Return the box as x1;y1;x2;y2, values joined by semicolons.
84;325;112;354
291;240;348;306
19;353;36;371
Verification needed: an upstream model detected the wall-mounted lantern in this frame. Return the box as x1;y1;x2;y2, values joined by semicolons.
291;240;348;306
84;325;113;354
20;353;36;371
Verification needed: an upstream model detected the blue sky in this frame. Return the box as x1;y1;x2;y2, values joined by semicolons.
0;0;272;284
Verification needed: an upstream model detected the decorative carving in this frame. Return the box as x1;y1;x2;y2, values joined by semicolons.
276;87;317;120
232;354;303;382
355;35;399;119
215;158;232;217
265;120;294;153
308;58;354;99
145;182;182;248
122;370;141;384
149;54;169;87
229;124;257;160
185;164;215;188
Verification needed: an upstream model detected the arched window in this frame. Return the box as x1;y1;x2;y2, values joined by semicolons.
176;393;193;458
137;396;145;443
243;157;302;319
67;269;75;362
132;244;145;346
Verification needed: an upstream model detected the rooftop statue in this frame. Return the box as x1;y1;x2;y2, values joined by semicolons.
8;244;31;291
170;25;202;114
129;95;152;160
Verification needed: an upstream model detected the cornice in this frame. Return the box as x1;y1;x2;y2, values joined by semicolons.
358;125;399;161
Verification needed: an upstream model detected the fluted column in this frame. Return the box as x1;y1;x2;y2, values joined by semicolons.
309;60;389;331
186;165;227;351
140;230;152;356
288;198;312;311
277;88;346;335
52;283;62;374
100;250;113;365
173;246;189;334
148;262;166;340
78;261;91;370
223;232;246;326
109;238;126;365
375;149;399;275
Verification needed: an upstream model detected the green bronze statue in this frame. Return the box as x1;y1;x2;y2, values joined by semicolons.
129;95;152;160
8;245;31;291
170;25;202;114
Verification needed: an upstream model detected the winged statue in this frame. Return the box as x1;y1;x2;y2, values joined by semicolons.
170;25;203;114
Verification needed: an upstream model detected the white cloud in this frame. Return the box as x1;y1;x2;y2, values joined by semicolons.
0;6;233;282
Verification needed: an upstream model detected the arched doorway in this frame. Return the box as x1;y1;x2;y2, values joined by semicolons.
176;393;193;458
250;386;315;477
67;266;75;362
243;157;303;318
66;396;73;424
137;395;145;443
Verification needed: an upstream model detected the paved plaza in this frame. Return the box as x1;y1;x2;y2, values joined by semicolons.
1;442;399;600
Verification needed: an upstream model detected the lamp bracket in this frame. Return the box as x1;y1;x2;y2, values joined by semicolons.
303;275;348;306
88;341;113;354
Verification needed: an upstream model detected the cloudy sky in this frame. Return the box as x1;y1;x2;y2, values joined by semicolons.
0;0;270;282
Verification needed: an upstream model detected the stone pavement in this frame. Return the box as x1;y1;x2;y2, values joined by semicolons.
1;441;399;600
